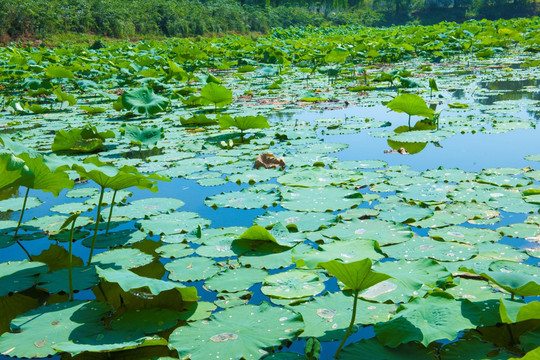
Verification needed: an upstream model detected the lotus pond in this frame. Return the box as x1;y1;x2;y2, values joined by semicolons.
1;18;540;360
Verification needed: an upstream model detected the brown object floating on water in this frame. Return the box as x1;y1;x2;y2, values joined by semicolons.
384;148;409;155
254;153;286;169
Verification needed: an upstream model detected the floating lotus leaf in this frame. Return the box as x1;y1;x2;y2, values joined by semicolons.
254;210;337;232
297;142;349;154
340;337;435;360
238;243;312;270
422;167;476;183
120;124;164;148
205;267;268;293
51;126;115;153
321;219;413;246
53;332;165;355
22;214;92;235
261;270;325;300
122;87;169;116
205;187;279;210
499;299;540;324
479;271;540;297
50;201;93;214
373;258;451;292
398;183;454;203
0;196;41;212
288;291;396;341
168;303;302;360
104;197;184;219
498;223;540;239
375;293;476;347
439;338;513;360
0;260;48;296
111;308;185;334
135;211;210;236
92;248;154;269
293;239;384;268
383;236;478;262
37;266;99;294
215;291;252;308
375;202;433;223
81;229;146;249
412;211;469;228
477;174;531;188
280;186;362;212
96;267;198;301
443;202;499;222
429;225;502;245
446;278;509;302
227;168;281;185
165;256;219;282
157;243;195;259
0;301;110;358
277;167;359;187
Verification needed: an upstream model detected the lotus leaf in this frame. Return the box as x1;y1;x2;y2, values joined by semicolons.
120;124;164;149
81;229;146;249
200;83;233;109
0;196;42;212
439;338;513;360
37;266;99;294
219;114;269;132
165;256;219;282
168;303;302;360
92;248;154;269
280;186;362;212
293;239;384;268
136;211;210;236
340;338;435;360
122;87;169;116
262;270;325;299
321;219;413;246
51;126;115;153
205;267;267;293
0;153;33;191
429;225;502;245
104;197;184;219
0;260;48;296
383;236;478;262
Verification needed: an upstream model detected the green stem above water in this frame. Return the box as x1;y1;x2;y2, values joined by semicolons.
87;186;105;264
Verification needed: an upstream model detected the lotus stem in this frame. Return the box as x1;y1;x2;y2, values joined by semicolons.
408;114;411;130
68;217;76;301
87;186;105;264
13;187;32;260
105;190;117;234
334;289;359;359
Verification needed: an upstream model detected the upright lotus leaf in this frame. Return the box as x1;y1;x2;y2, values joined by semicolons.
45;65;74;79
319;258;392;357
218;115;270;134
374;292;476;347
120;124;164;150
169;303;303;360
200;83;233;110
499;299;540;324
386;94;435;128
52;126;115;153
53;87;77;107
73;156;169;263
17;153;74;197
324;47;349;64
121;87;169;116
480;271;540;298
0;301;110;358
0;153;33;191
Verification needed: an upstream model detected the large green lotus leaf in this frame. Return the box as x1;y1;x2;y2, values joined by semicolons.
195;234;239;258
50;201;93;214
386;94;435;119
0;220;17;235
446;278;510;302
180;226;247;246
81;229;146;249
238;243;312;270
157;243;195;259
219;115;270;132
215;290;252;308
261;270;325;299
122;87;169;115
0;153;34;191
422;167;476;183
200;83;233;108
205;187;279;210
37;266;99;294
288;292;396;341
92;248;154;269
398;183;455;203
280;186;362;212
497;223;540;239
320;258;391;293
21;214;67;234
254;210;337;232
443;202;499;222
477;174;531;188
445;243;528;274
238;223;301;248
84;189;132;206
321;219;413;246
373;258;451;291
412;211;469;229
103;197;184;219
169;303;302;360
340;337;435;360
519;327;540;353
165;256;219;282
375;202;433;223
296;142;349;154
51;126;115;154
227;168;281;185
110;308;184;334
375;293;476;347
499;299;540;324
0;260;48;296
261;352;305;359
383;236;478;262
45;65;74;79
293;239;384;268
0;196;42;212
120;124;164;148
429;225;502;245
277;167;359;187
135;211;210;236
333;160;387;170
0;301;110;358
439;338;513;360
96;267;198;301
19;153;74;196
479;271;540;297
205;267;268;293
53;332;165;355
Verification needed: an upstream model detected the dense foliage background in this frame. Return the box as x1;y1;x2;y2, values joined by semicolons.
0;0;538;43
